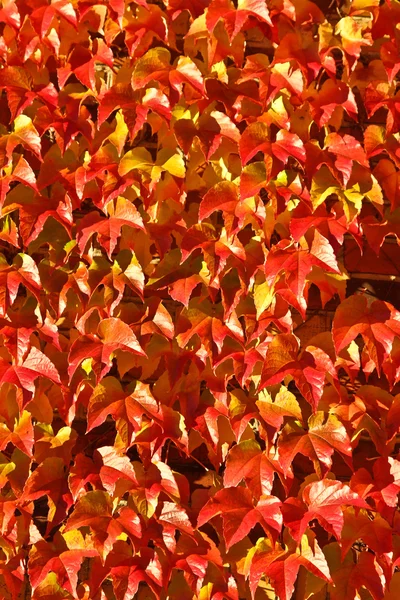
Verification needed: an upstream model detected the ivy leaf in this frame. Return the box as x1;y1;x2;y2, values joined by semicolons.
131;48;171;89
64;490;140;560
332;294;400;375
0;253;42;317
373;159;400;211
168;274;203;307
0;115;42;168
57;40;113;90
77;197;145;259
239;122;270;165
340;507;393;558
22;457;73;532
281;479;368;543
272;130;305;165
176;299;244;357
326;543;385;600
277;412;352;477
198;487;282;549
68;318;146;382
206;0;272;42
118;147;154;177
224;439;287;498
28;531;97;598
325;132;369;185
256;386;302;431
240;162;267;199
0;347;61;408
265;230;340;316
199;181;239;222
0;410;34;457
249;533;331;600
259;334;338;412
87;377;187;452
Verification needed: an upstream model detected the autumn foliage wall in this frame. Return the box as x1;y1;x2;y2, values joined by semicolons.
2;0;400;598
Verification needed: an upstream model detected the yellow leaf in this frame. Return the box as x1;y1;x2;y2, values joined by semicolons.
32;572;71;599
254;277;274;318
335;16;372;56
132;47;171;89
108;111;129;155
156;148;186;178
349;0;379;10
81;357;93;375
118;147;153;176
310;166;340;209
198;583;214;600
257;386;302;422
342;186;364;218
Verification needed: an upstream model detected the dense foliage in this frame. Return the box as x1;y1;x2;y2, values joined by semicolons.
1;0;400;598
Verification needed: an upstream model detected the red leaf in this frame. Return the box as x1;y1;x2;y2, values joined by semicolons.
249;533;331;600
277;412;352;477
272;130;305;164
23;457;73;532
224;439;287;497
332;294;400;375
198;487;282;549
0;347;61;407
265;230;340;316
28;533;97;597
77;197;144;259
259;334;339;412
282;479;368;543
325;132;369;185
239;122;270;165
0;410;33;457
68;318;145;382
168;274;202;307
199;181;239;221
64;490;136;560
87;377;187;452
